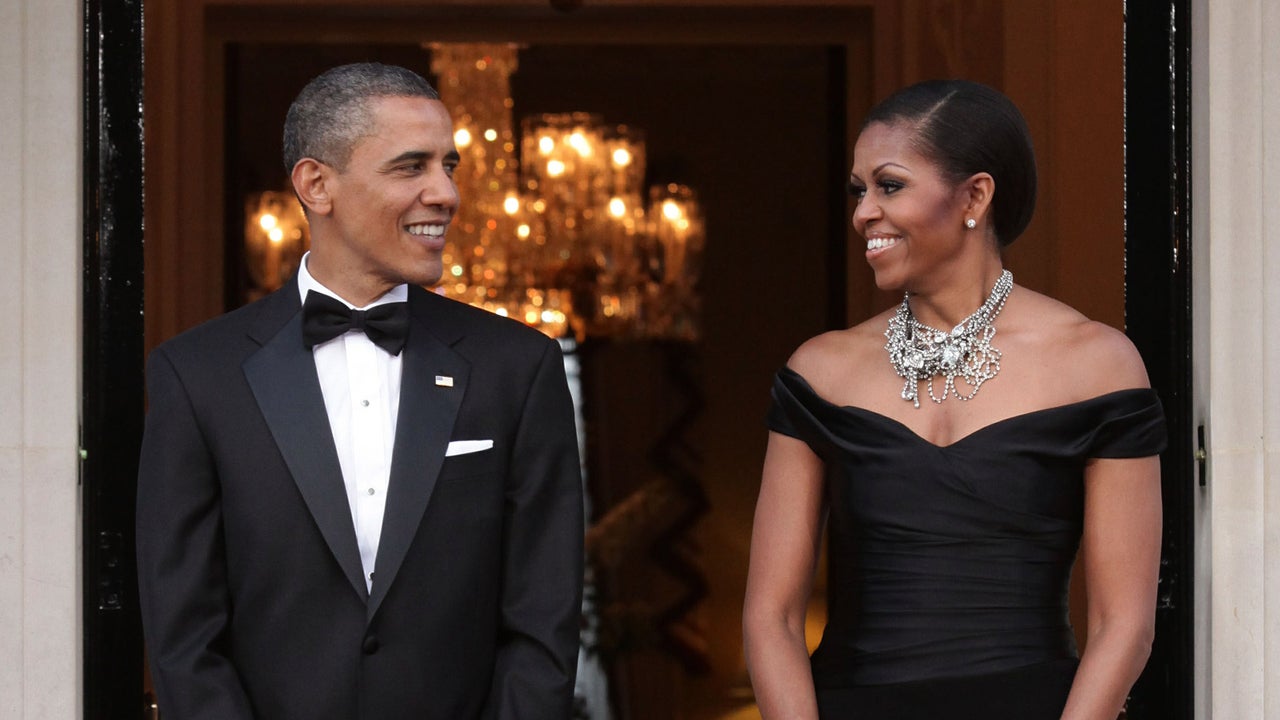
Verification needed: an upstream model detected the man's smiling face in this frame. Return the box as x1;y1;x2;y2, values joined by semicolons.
308;94;460;304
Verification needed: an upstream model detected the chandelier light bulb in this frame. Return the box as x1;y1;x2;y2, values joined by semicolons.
568;132;592;157
547;159;566;177
662;200;683;221
484;128;498;142
454;128;473;148
258;213;278;231
267;227;284;244
503;195;521;215
608;198;627;218
517;224;531;239
538;136;555;155
612;148;632;167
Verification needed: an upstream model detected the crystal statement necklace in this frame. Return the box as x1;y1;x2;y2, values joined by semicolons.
884;269;1014;408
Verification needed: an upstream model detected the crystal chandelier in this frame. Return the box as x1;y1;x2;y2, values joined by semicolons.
429;42;705;341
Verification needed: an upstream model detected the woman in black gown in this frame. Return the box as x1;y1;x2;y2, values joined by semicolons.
743;80;1165;719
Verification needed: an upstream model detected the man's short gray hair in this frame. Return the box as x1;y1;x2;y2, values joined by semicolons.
282;62;440;173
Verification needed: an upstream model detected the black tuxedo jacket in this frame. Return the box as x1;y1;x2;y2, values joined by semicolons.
137;280;583;720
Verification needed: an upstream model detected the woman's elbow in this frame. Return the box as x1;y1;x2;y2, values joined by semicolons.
1088;610;1155;664
743;596;802;650
741;596;776;647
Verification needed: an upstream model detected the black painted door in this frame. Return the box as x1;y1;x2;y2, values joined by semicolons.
1123;1;1195;718
83;0;145;717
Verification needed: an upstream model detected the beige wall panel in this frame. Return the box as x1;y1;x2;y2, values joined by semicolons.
1;0;83;717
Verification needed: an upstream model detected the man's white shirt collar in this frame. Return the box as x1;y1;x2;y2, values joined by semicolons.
296;251;409;309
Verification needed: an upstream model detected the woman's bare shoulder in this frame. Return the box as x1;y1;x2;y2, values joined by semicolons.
1067;319;1152;393
786;310;893;392
1006;286;1151;396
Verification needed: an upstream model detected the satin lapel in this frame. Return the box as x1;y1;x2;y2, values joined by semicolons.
367;308;470;620
243;307;369;602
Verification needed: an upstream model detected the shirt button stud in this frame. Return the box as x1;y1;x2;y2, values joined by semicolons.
361;399;370;407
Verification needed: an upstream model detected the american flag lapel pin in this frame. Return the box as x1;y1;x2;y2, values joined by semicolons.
435;375;454;388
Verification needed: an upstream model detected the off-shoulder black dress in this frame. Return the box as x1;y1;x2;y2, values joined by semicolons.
767;367;1167;720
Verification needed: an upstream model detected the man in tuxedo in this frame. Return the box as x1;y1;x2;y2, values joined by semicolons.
136;63;583;720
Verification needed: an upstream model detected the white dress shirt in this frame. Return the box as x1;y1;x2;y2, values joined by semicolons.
297;252;406;593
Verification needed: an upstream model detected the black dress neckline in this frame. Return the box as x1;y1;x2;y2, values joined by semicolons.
776;365;1160;450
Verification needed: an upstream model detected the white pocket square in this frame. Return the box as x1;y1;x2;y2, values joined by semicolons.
445;439;493;457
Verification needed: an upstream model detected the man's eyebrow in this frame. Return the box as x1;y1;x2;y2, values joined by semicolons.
384;150;428;166
382;149;461;167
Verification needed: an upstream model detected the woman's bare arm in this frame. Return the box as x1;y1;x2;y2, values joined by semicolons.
1059;453;1162;720
744;430;827;719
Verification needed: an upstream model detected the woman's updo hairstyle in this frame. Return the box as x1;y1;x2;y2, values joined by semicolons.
862;79;1037;247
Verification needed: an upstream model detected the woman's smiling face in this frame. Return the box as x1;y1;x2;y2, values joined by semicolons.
848;121;972;292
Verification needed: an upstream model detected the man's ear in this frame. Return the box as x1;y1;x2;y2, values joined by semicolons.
291;158;333;216
963;172;995;226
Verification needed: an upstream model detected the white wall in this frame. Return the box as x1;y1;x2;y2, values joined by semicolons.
1197;0;1280;717
0;0;83;716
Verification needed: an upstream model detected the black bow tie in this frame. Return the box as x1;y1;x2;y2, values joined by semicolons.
301;291;409;356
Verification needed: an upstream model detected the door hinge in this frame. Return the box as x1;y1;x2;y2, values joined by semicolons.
95;530;124;611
